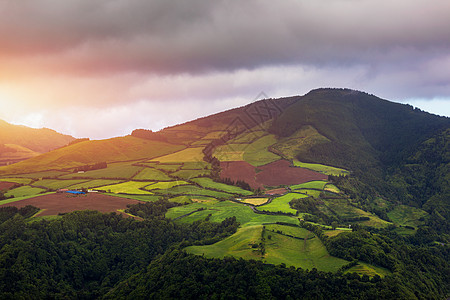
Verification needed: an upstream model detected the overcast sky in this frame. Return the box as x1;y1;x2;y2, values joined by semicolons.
0;0;449;139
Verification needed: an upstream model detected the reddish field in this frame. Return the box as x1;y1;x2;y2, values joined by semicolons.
0;181;16;191
256;160;327;187
0;192;142;216
265;187;288;195
220;161;263;189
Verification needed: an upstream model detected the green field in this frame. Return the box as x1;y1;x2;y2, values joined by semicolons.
96;181;154;194
186;224;348;271
259;193;307;214
171;169;210;180
153;164;182;172
265;224;312;239
5;186;47;198
153;185;232;198
33;179;89;190
191;177;253;195
166;200;298;227
60;162;143;179
293;160;349;176
387;205;428;228
105;193;161;202
230;130;267;144
150;147;205;163
66;179;124;189
145;181;189;190
201;131;228;139
13;170;71;179
0;177;33;184
290;180;328;190
324;183;341;194
293;189;321;197
344;262;391;278
243;135;281;166
181;161;211;170
133;168;172;181
241;198;268;205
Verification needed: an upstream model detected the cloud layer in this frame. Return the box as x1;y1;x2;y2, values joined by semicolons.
0;0;449;138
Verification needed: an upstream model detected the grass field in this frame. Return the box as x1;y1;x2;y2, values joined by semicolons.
258;193;307;214
181;162;211;170
153;164;182;172
200;131;228;139
0;177;33;184
171;169;211;180
33;179;89;190
324;183;341;194
105;193;161;202
166;200;298;227
241;198;268;205
290;180;328;190
150;147;205;163
152;185;232;198
387;205;428;228
230;130;267;144
186;224;348;271
13;170;71;179
344;262;391;278
242;135;281;167
59;162;143;179
133;168;172;181
265;224;312;239
5;186;47;198
95;181;154;194
191;177;253;195
293;189;321;197
293;160;349;176
66;179;124;189
145;181;189;190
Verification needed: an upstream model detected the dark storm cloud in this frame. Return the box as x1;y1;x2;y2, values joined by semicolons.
1;0;450;75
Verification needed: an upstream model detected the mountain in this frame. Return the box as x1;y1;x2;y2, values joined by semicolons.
0;119;75;165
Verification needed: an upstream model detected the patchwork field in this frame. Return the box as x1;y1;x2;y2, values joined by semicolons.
133;168;172;181
191;177;253;195
166;200;298;227
60;162;143;179
0;177;33;185
33;179;89;190
256;160;328;187
293;160;349;176
241;198;268;205
290;180;328;190
95;181;154;194
150;147;205;163
145;181;189;190
5;186;46;198
220;161;262;189
171;169;210;180
0;192;142;216
67;179;124;189
259;193;307;214
153;185;232;198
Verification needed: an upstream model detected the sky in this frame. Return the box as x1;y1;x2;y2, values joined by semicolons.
0;0;449;139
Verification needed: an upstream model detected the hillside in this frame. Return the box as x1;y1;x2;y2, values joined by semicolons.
0;119;75;165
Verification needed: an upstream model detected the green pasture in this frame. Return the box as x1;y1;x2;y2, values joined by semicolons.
153;185;232;198
166;200;298;227
133;168;172;181
105;193;161;202
0;177;33;185
186;224;348;271
242;135;280;166
96;181;154;194
171;169;210;180
60;162;143;179
387;205;428;228
241;198;268;206
33;179;89;190
181;161;211;170
213;144;245;161
290;180;328;190
13;170;71;179
0;192;54;205
324;183;341;194
145;181;189;190
265;224;312;239
154;164;182;172
231;130;267;144
293;160;349;176
5;186;47;198
150;147;205;163
201;131;228;140
66;179;123;189
258;193;307;214
293;189;321;197
191;177;253;195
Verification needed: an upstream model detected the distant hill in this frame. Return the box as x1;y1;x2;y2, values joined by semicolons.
0;119;75;165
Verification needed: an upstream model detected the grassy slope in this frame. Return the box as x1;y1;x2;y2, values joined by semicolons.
191;177;253;195
95;181;154;194
259;193;307;214
0;136;183;175
387;205;428;228
133;168;172;181
5;186;47;198
60;162;143;179
150;147;205;163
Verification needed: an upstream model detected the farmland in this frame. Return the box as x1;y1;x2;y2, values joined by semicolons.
133;167;172;181
95;181;154;194
171;169;210;180
387;205;428;228
66;179;123;189
33;179;89;190
144;181;189;190
0;192;141;216
241;198;268;205
258;193;307;214
293;160;349;176
150;147;205;163
153;185;232;198
60;162;143;179
290;180;328;190
191;177;253;195
5;186;46;198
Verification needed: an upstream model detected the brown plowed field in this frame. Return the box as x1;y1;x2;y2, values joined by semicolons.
0;193;142;216
219;161;263;189
0;181;16;191
256;160;327;187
